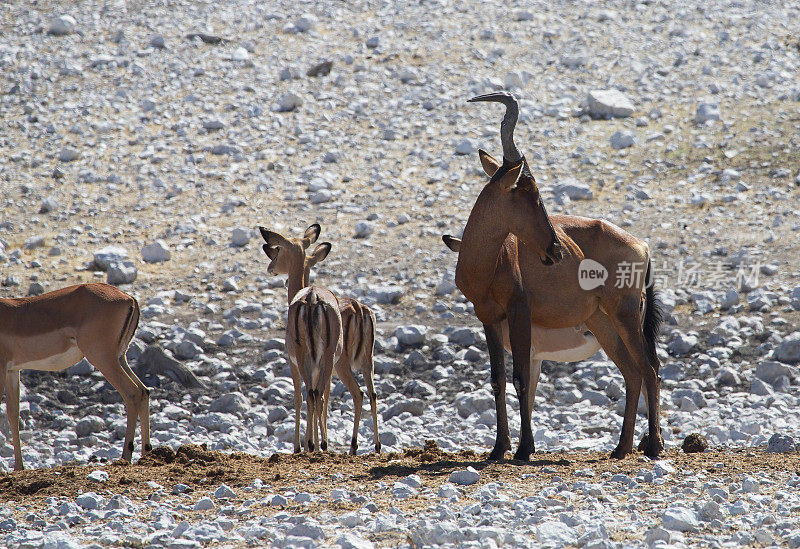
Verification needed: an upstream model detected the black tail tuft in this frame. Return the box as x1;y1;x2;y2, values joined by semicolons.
643;260;664;370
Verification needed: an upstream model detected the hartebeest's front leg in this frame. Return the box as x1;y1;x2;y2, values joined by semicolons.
484;323;511;460
507;293;534;461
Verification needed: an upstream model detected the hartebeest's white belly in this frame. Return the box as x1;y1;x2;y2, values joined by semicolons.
4;334;85;373
502;322;601;363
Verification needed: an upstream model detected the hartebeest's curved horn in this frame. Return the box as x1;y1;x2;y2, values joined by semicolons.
467;91;522;164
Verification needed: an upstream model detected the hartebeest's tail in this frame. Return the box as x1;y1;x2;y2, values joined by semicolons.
643;259;663;370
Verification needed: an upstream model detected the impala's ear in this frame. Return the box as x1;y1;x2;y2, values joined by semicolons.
302;223;321;248
262;244;279;260
308;242;331;266
496;161;524;190
442;235;461;253
478;149;501;178
259;226;288;247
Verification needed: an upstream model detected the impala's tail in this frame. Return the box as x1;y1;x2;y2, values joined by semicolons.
643;259;663;370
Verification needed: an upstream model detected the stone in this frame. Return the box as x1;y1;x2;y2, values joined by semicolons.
295;14;317;32
354;221;374;238
23;235;45;249
209;392;250;415
76;492;104;510
47;15;77;36
175;340;202;360
137;345;205;389
365;36;380;48
756;361;791;384
276;92;303;112
395;325;427;347
448;467;480;485
668;332;698;356
368;285;403;304
775;332;800;363
455;139;475;155
682;433;709;453
193;497;214;511
93;246;129;270
39;197;59;213
58;147;80;162
149;34;166;49
76;416;104;437
766;433;797;453
696;101;720;123
551;180;593;200
586;89;635;118
231;228;250;247
87;470;109;483
662;505;699;532
214;484;236;499
610;130;636;149
107;260;137;285
307;60;333;77
537;521;577;546
142;240;171;263
231;47;249;61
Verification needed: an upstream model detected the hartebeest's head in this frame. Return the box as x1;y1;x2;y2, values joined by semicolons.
468;92;563;265
258;223;331;277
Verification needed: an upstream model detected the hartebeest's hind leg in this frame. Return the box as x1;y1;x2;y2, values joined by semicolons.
5;369;23;471
585;312;643;458
507;294;535;462
484;323;511;460
608;298;662;458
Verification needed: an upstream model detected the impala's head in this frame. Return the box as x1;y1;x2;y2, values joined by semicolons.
258;223;331;276
468;92;563;265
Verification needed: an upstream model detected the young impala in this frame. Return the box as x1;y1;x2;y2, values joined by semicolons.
0;283;149;471
259;224;380;454
259;224;343;453
443;92;663;461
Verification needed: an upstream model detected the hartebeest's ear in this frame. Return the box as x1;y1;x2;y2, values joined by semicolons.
259;226;288;247
442;235;461;252
308;242;331;266
497;161;524;190
302;223;321;249
262;244;279;260
478;149;501;178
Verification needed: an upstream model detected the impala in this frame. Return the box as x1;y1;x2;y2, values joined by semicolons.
259;224;343;453
0;283;149;471
443;92;663;461
259;224;380;455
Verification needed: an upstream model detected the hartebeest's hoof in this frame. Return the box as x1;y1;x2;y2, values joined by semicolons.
609;444;634;459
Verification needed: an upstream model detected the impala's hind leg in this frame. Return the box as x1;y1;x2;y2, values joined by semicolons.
86;350;144;462
336;358;363;455
119;356;151;454
362;352;380;454
527;359;542;423
5;370;23;471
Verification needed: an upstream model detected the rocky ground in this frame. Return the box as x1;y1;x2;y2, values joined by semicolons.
1;0;800;547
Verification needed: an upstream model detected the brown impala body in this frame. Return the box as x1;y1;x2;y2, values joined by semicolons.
0;283;150;471
443;92;663;461
259;224;343;453
260;224;380;455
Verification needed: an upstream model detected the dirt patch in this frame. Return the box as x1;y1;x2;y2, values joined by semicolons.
1;443;799;518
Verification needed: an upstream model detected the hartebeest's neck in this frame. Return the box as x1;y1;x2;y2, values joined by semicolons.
454;194;510;301
286;264;310;303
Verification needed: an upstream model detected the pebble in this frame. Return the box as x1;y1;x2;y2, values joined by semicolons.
58;147;80;162
276;92;303;112
662;505;699;532
696;101;721;123
394;325;427;347
767;433;797;453
47;15;77;36
87;470;109;483
214;484;236;499
448;467;480;485
586;89;635;118
93;246;129;270
142;240;171;263
107;260;138;285
231;228;250;247
610;130;636;149
775;332;800;363
354;221;374;238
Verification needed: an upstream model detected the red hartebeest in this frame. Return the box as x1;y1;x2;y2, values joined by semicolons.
443;92;663;461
